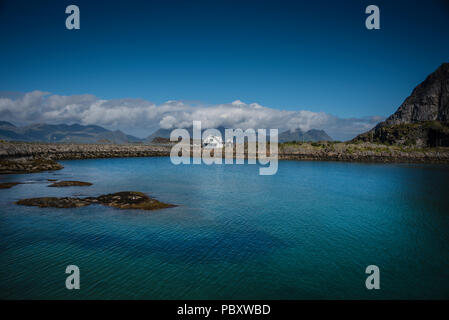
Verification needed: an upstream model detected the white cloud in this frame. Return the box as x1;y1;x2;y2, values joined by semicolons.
0;91;383;140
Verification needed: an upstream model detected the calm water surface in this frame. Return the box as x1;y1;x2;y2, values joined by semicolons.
1;157;448;299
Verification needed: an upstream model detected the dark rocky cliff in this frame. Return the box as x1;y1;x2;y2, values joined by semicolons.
355;63;449;147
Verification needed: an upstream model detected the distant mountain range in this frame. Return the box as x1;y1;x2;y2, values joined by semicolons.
277;128;332;143
147;126;333;143
0;121;142;144
0;121;333;144
354;63;449;147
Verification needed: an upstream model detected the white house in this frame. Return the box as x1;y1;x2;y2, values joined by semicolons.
203;135;223;148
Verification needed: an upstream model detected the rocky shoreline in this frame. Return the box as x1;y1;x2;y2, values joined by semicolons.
0;142;171;160
0;158;63;174
1;141;449;167
279;141;449;163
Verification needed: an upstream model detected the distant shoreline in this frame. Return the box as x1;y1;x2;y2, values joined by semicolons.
1;141;449;164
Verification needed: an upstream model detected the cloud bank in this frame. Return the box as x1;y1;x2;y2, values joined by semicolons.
0;90;383;141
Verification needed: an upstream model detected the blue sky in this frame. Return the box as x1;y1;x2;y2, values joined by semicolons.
0;0;448;139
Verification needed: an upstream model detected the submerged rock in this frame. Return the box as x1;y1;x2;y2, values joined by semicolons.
16;197;91;208
48;180;92;187
0;182;21;189
95;191;176;210
16;191;176;211
0;158;63;174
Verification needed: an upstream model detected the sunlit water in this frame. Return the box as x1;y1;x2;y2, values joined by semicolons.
1;157;448;299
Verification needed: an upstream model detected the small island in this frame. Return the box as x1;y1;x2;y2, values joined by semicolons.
16;191;176;211
0;158;63;174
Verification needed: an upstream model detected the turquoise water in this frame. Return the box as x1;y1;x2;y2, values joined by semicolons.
1;157;449;299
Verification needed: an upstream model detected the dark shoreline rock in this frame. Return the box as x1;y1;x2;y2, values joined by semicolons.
48;180;92;187
0;158;63;174
0;142;171;160
16;191;176;211
278;141;449;163
16;197;91;208
95;191;176;210
0;182;21;189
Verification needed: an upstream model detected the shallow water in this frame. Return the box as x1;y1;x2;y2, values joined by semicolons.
1;157;448;299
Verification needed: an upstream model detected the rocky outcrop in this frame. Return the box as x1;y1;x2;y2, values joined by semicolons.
16;197;91;208
355;121;449;147
0;158;63;174
48;181;92;187
94;192;176;210
0;182;21;189
382;63;449;125
16;191;176;211
355;63;449;147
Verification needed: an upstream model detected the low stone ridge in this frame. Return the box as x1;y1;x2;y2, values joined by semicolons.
0;142;171;160
48;180;92;187
1;141;449;164
279;141;449;163
0;182;21;189
16;191;176;211
0;158;63;174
